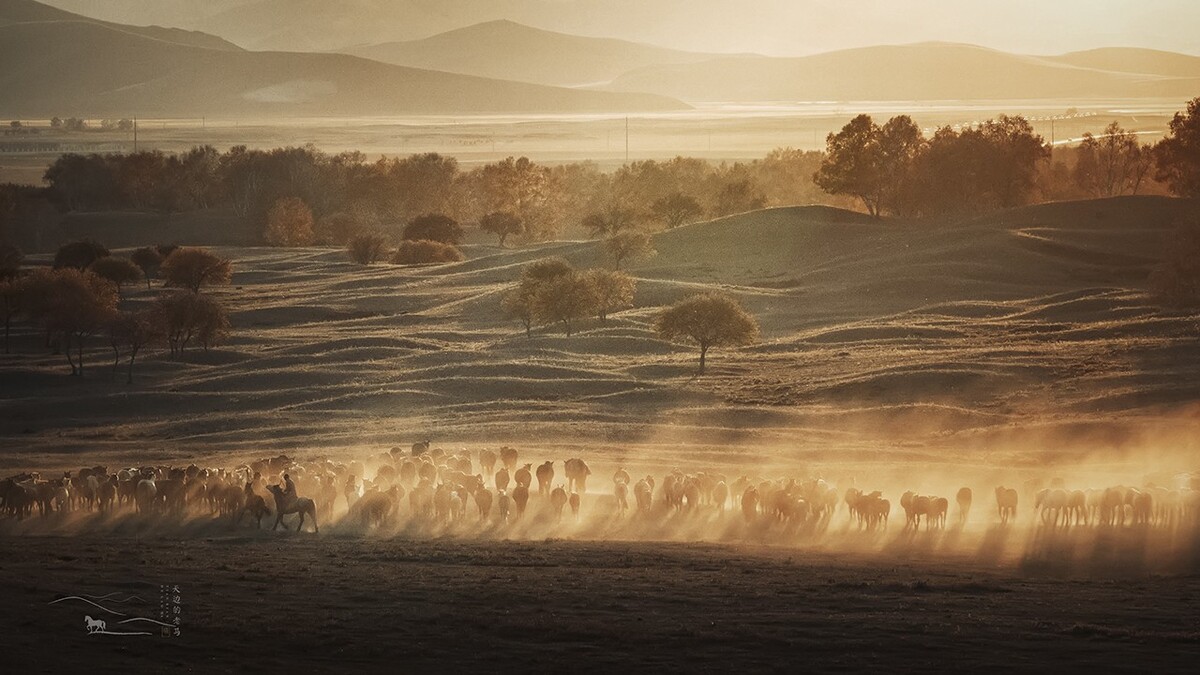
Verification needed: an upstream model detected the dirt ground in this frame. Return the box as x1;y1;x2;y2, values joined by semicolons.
2;533;1197;672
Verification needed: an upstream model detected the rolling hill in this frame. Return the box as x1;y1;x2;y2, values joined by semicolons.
344;20;732;87
0;0;241;50
1045;47;1200;78
603;42;1200;102
0;20;688;118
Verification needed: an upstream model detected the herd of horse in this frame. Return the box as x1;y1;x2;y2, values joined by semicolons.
1;444;1197;539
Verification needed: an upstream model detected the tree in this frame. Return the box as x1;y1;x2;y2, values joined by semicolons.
154;291;229;355
651;193;703;229
815;114;885;217
711;179;766;217
160;247;232;293
0;242;22;280
605;230;656;270
403;213;464;244
0;276;24;353
347;232;389;265
582;206;642;238
501;283;539;337
654;292;759;373
31;269;118;375
532;271;597;336
109;310;164;383
1075;122;1151;197
1155;97;1200;197
390;239;465;265
130;246;163;290
88;257;143;298
53;239;109;270
265;196;315;246
521;257;574;283
479;211;523;247
315;212;361;245
582;269;635;322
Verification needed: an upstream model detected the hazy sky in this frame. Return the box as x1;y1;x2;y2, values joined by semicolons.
44;0;1200;56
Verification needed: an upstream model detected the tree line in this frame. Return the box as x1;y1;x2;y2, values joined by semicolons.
0;241;232;382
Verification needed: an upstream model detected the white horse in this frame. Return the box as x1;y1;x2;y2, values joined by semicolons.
85;615;105;633
266;484;319;533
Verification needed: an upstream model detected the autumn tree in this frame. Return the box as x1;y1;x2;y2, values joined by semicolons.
654;292;759;373
711;178;766;217
502;257;575;337
347;232;389;265
31;268;119;375
154;291;229;355
109;310;164;383
815;114;886;217
651;193;703;229
265;196;316;246
130;246;163;289
1155;97;1200;197
403;213;464;245
53;239;109;270
582;269;635;322
605;230;656;270
479;211;524;247
88;257;142;297
160;247;232;293
532;271;597;336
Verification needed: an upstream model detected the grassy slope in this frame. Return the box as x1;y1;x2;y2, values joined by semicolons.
1;196;1198;473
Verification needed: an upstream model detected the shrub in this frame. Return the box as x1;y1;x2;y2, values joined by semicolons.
347;232;389;265
390;239;465;265
403;213;464;244
264;196;315;246
53;239;109;270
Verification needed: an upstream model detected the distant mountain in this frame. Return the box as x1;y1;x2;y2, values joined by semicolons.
344;20;732;87
0;20;688;118
0;0;241;51
603;42;1200;102
1045;47;1200;78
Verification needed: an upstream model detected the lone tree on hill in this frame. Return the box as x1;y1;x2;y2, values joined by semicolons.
88;257;142;298
479;211;524;247
160;247;232;293
1155;97;1200;198
654;292;759;373
130;246;163;289
265;196;316;246
403;213;464;245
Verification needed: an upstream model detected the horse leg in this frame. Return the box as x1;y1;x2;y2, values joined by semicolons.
297;511;304;532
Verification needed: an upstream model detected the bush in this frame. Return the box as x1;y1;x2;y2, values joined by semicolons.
390;239;465;265
53;239;109;270
347;232;389;265
264;196;315;246
160;247;232;293
403;214;464;245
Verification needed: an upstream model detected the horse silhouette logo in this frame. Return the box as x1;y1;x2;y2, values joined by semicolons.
85;615;106;633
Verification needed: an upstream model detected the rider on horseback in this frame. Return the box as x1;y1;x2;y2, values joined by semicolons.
282;473;296;502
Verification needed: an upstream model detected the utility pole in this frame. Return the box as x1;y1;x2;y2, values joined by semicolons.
625;116;629;165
